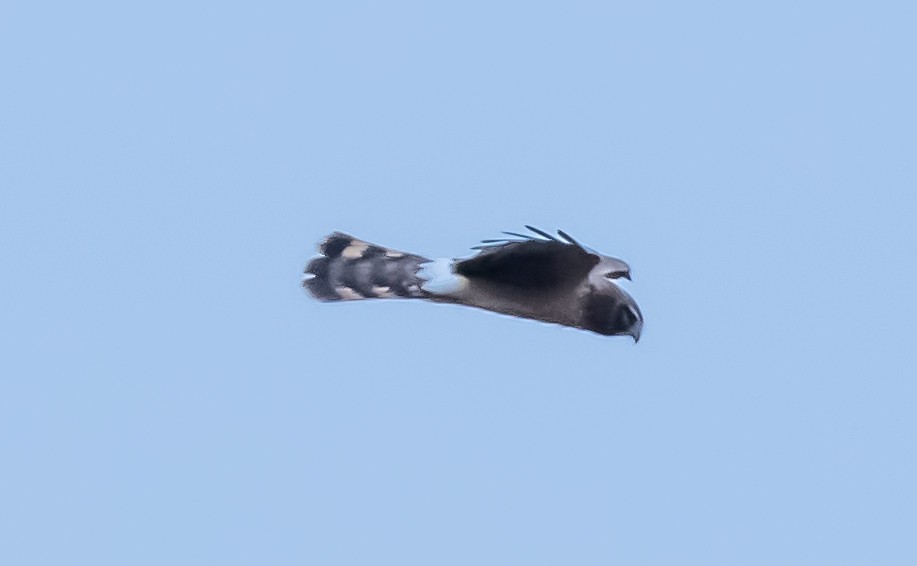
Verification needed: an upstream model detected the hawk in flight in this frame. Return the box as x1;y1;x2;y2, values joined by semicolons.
302;226;643;340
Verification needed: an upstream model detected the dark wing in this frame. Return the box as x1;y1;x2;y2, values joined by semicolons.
456;228;599;291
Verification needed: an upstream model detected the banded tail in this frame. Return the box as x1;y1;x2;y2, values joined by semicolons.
303;232;431;301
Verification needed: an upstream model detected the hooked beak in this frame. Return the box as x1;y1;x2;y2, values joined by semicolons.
630;329;641;343
629;318;643;343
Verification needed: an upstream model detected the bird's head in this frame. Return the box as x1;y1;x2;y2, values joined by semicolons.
584;256;643;341
590;294;643;342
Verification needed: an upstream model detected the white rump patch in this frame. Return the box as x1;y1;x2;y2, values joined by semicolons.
341;241;369;259
334;286;363;300
417;258;467;295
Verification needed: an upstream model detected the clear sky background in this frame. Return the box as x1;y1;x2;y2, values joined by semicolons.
2;2;915;565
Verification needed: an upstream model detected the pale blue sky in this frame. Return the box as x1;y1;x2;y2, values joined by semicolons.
2;1;916;565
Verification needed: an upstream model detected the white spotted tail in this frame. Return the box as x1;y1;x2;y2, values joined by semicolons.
303;232;430;301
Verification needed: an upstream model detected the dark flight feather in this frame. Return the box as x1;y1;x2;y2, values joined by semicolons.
455;239;598;291
524;225;559;241
556;229;582;248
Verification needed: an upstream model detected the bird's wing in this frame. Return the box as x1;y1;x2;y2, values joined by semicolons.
455;227;599;291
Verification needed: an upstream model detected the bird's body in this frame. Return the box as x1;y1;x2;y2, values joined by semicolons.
303;227;643;340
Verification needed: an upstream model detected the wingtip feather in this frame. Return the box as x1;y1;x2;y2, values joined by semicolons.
524;225;559;241
556;229;582;247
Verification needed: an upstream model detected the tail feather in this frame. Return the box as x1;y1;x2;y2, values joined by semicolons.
303;232;429;301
